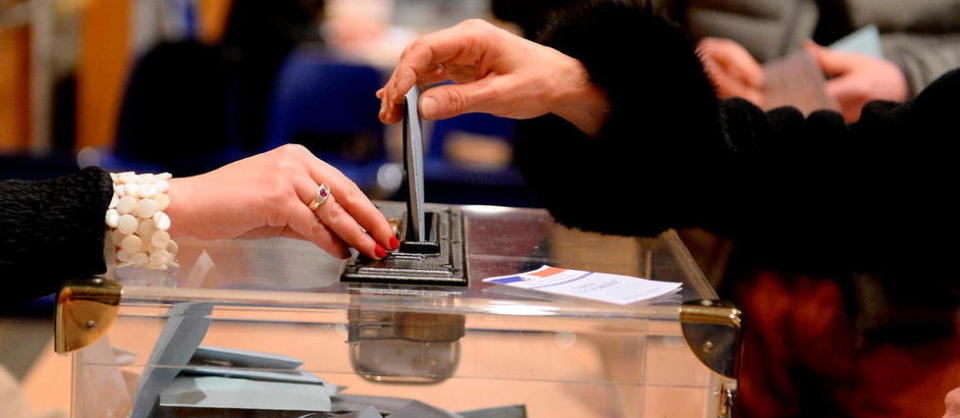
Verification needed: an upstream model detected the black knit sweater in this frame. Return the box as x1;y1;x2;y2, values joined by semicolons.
0;167;114;304
515;2;960;303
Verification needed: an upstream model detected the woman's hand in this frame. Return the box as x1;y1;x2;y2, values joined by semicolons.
165;144;397;259
378;19;609;136
697;37;765;106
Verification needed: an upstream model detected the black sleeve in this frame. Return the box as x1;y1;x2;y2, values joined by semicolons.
0;167;114;304
515;1;960;275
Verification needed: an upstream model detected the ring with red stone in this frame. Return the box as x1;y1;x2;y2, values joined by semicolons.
308;183;332;211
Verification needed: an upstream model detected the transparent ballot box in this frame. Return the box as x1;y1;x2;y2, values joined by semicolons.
59;203;741;417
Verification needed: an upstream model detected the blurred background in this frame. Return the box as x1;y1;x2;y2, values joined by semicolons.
4;1;960;417
0;0;558;208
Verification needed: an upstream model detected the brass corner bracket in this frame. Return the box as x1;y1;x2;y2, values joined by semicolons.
679;299;742;379
55;277;122;354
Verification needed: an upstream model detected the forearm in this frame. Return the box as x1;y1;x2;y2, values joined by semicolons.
0;167;114;303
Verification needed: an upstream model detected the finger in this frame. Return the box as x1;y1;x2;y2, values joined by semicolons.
313;192;384;259
388;27;484;104
707;42;764;88
701;55;726;89
704;58;758;103
282;199;352;259
290;173;380;258
803;41;851;77
418;76;499;120
301;156;396;251
421;64;452;86
825;77;853;100
442;63;481;84
382;65;460;124
826;78;866;122
382;21;494;122
276;224;350;258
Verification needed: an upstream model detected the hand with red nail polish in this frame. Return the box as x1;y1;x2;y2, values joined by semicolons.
168;144;396;261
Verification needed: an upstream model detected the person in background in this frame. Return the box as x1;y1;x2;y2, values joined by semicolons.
116;0;327;175
377;2;960;416
0;145;397;304
667;0;960;121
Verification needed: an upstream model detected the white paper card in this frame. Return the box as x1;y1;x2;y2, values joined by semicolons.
483;266;682;305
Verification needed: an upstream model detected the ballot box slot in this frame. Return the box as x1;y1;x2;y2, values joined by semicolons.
341;208;467;286
340;85;468;286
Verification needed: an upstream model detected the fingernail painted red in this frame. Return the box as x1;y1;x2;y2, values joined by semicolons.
389;236;399;251
375;245;387;259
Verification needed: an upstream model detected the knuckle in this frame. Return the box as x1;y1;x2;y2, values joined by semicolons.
338;187;360;208
278;143;308;157
401;42;415;58
461;18;485;29
263;177;290;202
274;157;299;175
443;90;468;113
324;203;344;224
402;65;419;82
406;39;426;57
480;83;501;102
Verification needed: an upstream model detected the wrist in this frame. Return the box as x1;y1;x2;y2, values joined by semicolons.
105;171;178;270
165;177;193;239
550;55;610;136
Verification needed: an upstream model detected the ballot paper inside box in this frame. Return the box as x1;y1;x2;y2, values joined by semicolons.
64;203;741;418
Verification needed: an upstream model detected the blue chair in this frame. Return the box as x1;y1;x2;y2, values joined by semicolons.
265;48;387;191
422;112;537;207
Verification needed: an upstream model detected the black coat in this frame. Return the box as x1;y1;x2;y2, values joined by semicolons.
514;2;960;308
0;168;113;304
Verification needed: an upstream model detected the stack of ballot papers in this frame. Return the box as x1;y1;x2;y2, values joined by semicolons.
131;302;527;417
483;265;682;305
152;346;527;417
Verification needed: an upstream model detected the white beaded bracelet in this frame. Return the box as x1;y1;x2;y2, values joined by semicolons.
104;171;179;270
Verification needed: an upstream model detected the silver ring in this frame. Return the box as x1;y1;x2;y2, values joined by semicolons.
309;183;332;211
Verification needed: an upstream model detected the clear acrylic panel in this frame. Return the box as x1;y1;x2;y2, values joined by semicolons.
71;203;734;417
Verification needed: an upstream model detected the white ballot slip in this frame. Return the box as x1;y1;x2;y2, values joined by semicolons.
483;266;682;305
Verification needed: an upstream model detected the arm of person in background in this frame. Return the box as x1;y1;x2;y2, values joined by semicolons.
379;1;960;275
804;41;909;122
697;37;765;106
878;33;960;101
0;144;396;304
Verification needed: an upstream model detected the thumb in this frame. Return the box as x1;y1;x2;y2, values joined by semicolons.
825;77;866;122
419;78;497;120
825;76;859;101
803;40;851;77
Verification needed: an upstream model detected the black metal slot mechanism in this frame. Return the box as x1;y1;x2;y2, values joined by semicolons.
341;86;468;286
399;210;441;254
341;207;467;286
